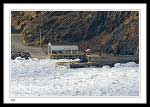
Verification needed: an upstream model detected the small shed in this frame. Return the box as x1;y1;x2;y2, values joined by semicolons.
48;42;78;54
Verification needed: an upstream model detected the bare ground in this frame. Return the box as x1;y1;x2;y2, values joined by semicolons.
11;34;48;59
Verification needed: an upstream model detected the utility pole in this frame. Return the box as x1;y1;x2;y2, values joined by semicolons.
48;42;50;54
40;29;41;47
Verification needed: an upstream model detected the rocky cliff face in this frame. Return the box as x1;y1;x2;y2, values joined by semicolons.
11;11;139;55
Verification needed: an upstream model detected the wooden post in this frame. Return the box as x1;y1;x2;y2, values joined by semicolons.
40;29;41;47
48;44;49;54
51;47;52;54
71;50;72;54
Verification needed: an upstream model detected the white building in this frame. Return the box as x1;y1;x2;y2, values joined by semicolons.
48;42;78;54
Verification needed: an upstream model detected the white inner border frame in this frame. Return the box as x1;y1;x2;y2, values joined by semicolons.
4;3;147;104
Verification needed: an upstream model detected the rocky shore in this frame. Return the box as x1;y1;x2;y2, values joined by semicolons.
11;50;31;60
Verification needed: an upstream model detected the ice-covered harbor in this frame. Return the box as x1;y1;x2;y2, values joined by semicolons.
10;58;139;97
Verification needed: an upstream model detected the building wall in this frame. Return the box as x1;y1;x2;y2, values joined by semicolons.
48;44;78;54
51;45;78;51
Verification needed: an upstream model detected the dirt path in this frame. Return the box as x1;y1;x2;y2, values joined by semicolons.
11;34;48;59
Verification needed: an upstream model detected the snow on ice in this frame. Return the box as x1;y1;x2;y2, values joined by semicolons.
10;58;139;97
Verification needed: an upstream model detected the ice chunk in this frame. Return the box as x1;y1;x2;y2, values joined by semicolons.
124;62;137;67
10;59;139;97
114;63;122;67
15;57;26;60
102;65;111;69
114;62;137;67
